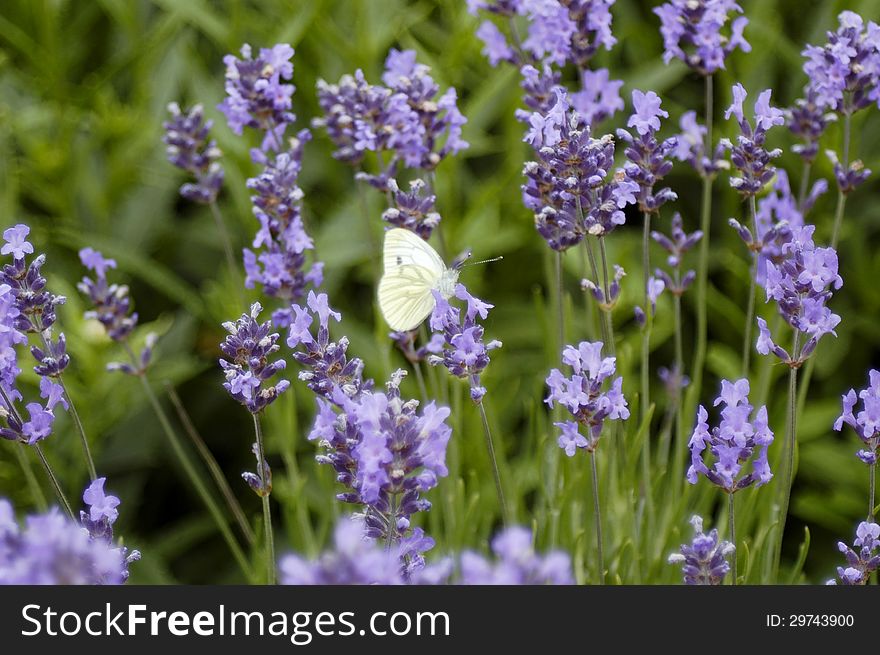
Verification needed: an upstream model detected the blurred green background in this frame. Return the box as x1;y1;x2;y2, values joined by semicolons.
1;0;879;583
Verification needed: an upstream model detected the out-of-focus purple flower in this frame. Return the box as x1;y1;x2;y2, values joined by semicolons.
382;179;442;239
787;88;836;164
668;515;734;585
427;284;501;403
617;90;677;213
802;11;880;115
279;517;406;584
162;103;225;203
720;84;784;196
658;365;689;402
243;132;322;326
545;341;629;455
0;497;136;585
570;68;624;127
476;20;514;66
654;0;750;75
672;110;727;177
1;225;33;260
81;477;120;541
460;526;574;584
827;149;872;196
757;224;842;366
522;91;637;250
687;378;774;492
651;212;702;297
218;44;297;155
827;521;880;585
219;303;289;414
78;247;155;375
581;264;626;310
834;369;880;465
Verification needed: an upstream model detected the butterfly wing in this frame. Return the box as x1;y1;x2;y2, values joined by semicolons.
383;227;446;274
378;266;439;331
378;229;446;332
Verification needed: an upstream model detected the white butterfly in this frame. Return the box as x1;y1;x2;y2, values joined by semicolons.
378;228;460;332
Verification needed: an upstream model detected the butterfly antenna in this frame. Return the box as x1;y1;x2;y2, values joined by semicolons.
461;255;503;268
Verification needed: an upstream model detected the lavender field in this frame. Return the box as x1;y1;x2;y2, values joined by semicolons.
1;0;879;585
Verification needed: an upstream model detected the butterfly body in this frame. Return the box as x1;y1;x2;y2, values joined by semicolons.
378;228;457;332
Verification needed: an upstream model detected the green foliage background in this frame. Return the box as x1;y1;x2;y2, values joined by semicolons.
0;0;878;583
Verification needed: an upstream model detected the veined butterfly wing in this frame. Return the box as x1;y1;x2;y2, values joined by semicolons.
378;228;446;331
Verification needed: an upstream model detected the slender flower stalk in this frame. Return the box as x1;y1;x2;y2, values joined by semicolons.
588;449;604;584
741;195;758;375
728;491;736;584
252;413;275;584
33;442;74;520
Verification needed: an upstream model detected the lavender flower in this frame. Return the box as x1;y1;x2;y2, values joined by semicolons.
218;43;297;156
828;521;880;585
654;0;750;75
78;247;156;375
426;284;502;403
801;11;880;115
668;515;734;585
545;341;629;455
382;179;442;239
279;517;405;584
308;370;451;545
687;378;774;492
522;90;638;250
721;84;784;195
756;225;842;366
651;212;702;297
219;302;289;414
827;149;872;196
242;132;323;326
672;110;727;176
80;477;120;540
570;68;624;126
834;370;880;465
459;526;574;585
0;497;135;585
787;89;835;164
286;291;370;401
616;90;677;213
162;103;225;203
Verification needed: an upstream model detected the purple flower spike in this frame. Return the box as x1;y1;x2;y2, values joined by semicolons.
721;84;784;196
162;103;225;203
459;526;574;585
654;0;750;75
687;378;774;492
545;341;629;455
827;520;880;585
833;369;880;466
669;515;734;585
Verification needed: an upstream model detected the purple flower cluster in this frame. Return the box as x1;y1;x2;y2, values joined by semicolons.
287;291;370;401
308;370;451;545
0;492;137;585
651;212;701;297
668;515;734;585
581;264;625;310
314;49;468;188
828;521;880;585
672;110;727;177
78;247;156;375
218;44;297;156
242;132;323;327
801;11;880;116
382;179;442;240
834;370;880;465
616;90;677;213
787;89;835;164
687;378;774;492
522;90;638;250
756;225;842;366
654;0;750;75
219;302;289;414
545;341;629;456
162;103;225;203
426;284;502;403
79;478;140;580
459;526;573;584
720;84;784;195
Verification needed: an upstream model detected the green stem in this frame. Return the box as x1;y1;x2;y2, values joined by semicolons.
164;382;256;546
671;291;686;491
252;413;276;585
476;395;509;524
641;210;652;422
590;449;604;584
796;161;812;213
413;359;429;406
208;201;243;304
597;237;616;356
585;239;608;345
728;491;737;585
741;195;758;377
869;460;876;521
125;345;253;581
34;443;74;519
14;442;47;511
690;74;714;429
831;111;851;248
774;333;800;582
555;250;565;355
